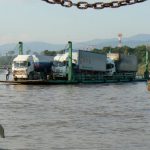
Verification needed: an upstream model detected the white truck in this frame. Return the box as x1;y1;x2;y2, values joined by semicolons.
12;55;53;80
52;50;116;79
107;53;138;73
52;52;78;78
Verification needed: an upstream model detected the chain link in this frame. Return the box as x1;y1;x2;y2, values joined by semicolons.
61;0;73;7
42;0;147;9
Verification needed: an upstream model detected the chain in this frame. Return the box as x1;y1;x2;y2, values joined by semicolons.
42;0;147;9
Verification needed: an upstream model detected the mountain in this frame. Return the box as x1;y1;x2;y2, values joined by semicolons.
0;34;150;55
0;42;65;55
74;34;150;49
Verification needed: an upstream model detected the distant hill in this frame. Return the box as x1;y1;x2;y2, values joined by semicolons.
75;34;150;49
0;34;150;55
0;42;65;55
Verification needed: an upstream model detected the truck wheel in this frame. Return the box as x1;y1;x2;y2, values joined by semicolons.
28;73;33;80
14;78;17;81
129;78;133;81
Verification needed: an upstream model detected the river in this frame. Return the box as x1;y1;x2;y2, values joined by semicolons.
0;71;150;150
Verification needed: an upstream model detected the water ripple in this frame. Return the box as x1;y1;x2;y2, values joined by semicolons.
0;82;150;150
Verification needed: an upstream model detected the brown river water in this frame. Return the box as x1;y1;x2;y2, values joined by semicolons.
0;71;150;150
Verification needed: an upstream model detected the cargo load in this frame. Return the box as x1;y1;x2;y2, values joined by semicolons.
107;53;120;61
117;54;138;72
32;55;53;72
78;50;107;72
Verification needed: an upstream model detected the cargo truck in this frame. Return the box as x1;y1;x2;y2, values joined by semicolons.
107;53;138;80
12;55;53;80
52;50;138;81
52;50;116;79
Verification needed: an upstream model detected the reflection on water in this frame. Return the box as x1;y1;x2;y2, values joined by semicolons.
0;73;150;150
13;85;30;92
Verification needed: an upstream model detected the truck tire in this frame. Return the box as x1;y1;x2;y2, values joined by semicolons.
14;78;18;81
28;73;33;80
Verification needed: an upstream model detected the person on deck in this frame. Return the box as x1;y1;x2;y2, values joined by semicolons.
6;67;10;80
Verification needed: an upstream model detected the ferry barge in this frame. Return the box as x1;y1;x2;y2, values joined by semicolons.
0;41;148;85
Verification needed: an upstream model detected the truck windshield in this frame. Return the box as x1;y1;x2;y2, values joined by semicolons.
13;61;27;68
53;61;66;67
106;64;114;69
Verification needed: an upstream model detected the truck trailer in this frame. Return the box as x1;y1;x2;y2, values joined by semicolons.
107;53;138;80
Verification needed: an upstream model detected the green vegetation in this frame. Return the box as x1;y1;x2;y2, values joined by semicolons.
0;56;15;68
41;49;65;56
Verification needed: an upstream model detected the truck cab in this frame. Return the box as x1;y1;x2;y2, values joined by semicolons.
106;58;116;76
52;61;68;79
12;55;34;80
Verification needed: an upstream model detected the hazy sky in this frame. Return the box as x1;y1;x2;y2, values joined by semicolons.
0;0;149;45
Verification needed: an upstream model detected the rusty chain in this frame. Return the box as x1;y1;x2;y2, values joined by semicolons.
42;0;147;9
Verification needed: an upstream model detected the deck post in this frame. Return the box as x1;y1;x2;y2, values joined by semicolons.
18;41;23;55
68;41;73;82
144;47;149;79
